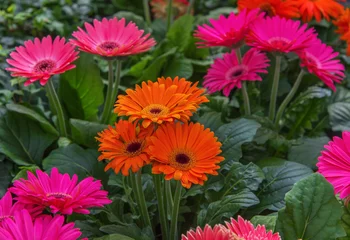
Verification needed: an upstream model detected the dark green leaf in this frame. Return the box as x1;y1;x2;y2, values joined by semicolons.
100;224;153;240
167;14;194;52
339;206;350;240
94;234;135;240
0;161;12;197
70;119;107;148
196;112;224;132
162;55;193;79
250;214;277;231
328;102;350;132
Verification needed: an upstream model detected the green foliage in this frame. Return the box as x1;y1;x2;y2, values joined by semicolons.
251;215;277;231
70;119;107;148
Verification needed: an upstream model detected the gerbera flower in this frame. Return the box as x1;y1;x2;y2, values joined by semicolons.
151;0;190;19
204;48;270;97
114;77;207;128
181;224;234;240
298;0;344;22
10;168;112;215
317;131;350;200
334;9;350;39
247;15;317;53
237;0;300;19
96;120;153;176
194;8;263;48
148;122;224;189
6;35;78;86
225;216;281;240
0;209;82;240
298;39;344;91
0;191;24;225
71;17;156;58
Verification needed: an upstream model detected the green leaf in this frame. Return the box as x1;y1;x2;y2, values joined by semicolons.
328;102;350;132
0;109;57;166
275;174;346;240
60;52;104;121
94;234;135;240
162;55;193;79
12;165;40;182
250;214;277;231
70;119;107;148
288;136;330;170
6;103;58;136
100;224;153;240
339;206;350;240
195;112;224;132
0;161;12;197
167;14;194;52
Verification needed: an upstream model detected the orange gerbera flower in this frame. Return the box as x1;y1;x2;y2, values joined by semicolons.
237;0;300;19
148;122;224;188
298;0;344;22
150;0;190;19
114;77;208;128
96;120;153;176
334;8;350;39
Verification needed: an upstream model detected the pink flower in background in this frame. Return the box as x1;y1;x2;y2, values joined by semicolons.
194;8;263;48
181;224;234;240
10;168;112;215
0;209;82;240
247;15;317;53
317;131;350;200
6;36;79;86
298;39;345;91
225;216;281;240
204;48;270;96
71;17;156;58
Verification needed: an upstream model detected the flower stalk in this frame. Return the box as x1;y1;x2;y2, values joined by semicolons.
167;0;173;30
143;0;152;25
169;181;182;240
268;55;282;121
136;170;152;228
153;175;169;239
100;60;114;124
235;48;251;115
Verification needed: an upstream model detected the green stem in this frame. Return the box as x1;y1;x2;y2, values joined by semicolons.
167;0;173;31
136;170;152;228
169;181;182;240
123;176;138;216
275;69;305;128
186;0;195;14
153;175;168;239
165;180;174;219
100;60;114;124
45;80;67;137
235;48;251;115
109;60;122;121
143;0;152;25
268;55;282;121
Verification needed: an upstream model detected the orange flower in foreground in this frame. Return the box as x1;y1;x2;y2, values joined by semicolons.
238;0;300;19
334;8;350;39
96;120;153;176
298;0;344;22
114;77;208;128
148;122;224;188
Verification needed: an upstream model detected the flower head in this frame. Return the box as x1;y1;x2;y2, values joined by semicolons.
298;39;344;91
204;48;270;97
148;122;224;188
96;120;153;176
225;216;281;240
6;36;78;86
237;0;300;19
181;224;234;240
298;0;344;22
0;191;24;225
247;15;317;53
151;0;190;19
71;17;156;58
10;168;111;215
317;131;350;200
114;77;208;128
334;9;350;39
194;8;263;48
0;209;82;240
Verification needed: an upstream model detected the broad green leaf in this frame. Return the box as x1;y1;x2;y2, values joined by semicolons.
162;55;193;79
167;14;194;52
328;102;350;132
94;234;135;240
100;224;153;240
0;110;57;166
276;174;346;240
70;119;107;148
339;206;350;240
6;103;58;136
12;165;40;182
60;53;104;121
250;214;277;231
0;161;12;197
196;112;224;132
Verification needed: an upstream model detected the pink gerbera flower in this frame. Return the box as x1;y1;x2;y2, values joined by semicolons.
194;8;263;48
10;168;112;215
181;224;234;240
6;36;79;86
317;131;350;200
225;216;281;240
0;209;82;240
247;15;317;53
204;48;270;96
71;17;156;58
298;39;345;91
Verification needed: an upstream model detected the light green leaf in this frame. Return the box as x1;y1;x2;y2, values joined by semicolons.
250;214;277;231
70;119;107;148
162;56;193;79
167;14;194;52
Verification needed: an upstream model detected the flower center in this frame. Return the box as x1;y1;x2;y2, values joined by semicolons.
175;153;190;164
98;41;119;52
142;104;169;117
46;192;72;199
33;60;56;73
0;215;14;222
226;65;247;80
169;149;196;171
303;52;322;69
267;37;291;50
125;140;144;157
259;3;276;16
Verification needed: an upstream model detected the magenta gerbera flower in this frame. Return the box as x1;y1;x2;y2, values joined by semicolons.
181;224;234;240
225;216;281;240
0;209;82;240
71;17;156;58
203;48;270;96
247;15;317;53
194;8;263;48
317;131;350;200
298;39;345;91
6;36;79;86
10;168;112;215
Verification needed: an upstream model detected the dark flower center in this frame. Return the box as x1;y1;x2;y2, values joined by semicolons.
259;3;276;16
47;192;72;199
150;108;162;114
34;60;56;73
0;215;14;222
231;69;244;78
175;153;191;164
99;41;119;52
126;142;142;153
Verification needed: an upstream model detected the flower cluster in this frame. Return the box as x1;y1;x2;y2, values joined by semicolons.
0;168;111;240
334;9;350;56
97;76;224;188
